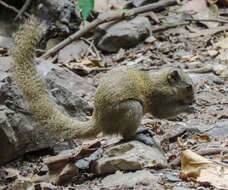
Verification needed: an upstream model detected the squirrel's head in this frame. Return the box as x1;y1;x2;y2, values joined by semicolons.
167;67;196;108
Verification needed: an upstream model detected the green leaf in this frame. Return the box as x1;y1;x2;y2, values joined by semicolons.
121;8;128;12
76;0;94;20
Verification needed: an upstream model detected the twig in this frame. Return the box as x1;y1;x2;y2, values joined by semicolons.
91;42;102;61
188;25;228;38
90;67;111;72
41;0;178;59
186;18;228;24
15;0;32;20
83;38;96;57
0;0;29;17
151;22;189;33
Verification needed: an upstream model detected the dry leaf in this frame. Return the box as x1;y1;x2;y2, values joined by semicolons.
222;154;228;161
182;55;200;62
215;38;228;49
192;134;210;143
181;149;228;189
177;137;185;148
63;59;102;75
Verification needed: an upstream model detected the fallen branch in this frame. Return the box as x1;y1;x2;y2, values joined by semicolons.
15;0;32;20
0;0;29;17
188;25;228;38
186;18;228;24
151;22;188;33
41;0;178;59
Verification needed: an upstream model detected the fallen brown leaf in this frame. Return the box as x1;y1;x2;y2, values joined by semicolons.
181;149;228;189
192;134;210;143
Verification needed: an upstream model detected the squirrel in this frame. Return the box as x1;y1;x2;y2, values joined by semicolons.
10;16;195;140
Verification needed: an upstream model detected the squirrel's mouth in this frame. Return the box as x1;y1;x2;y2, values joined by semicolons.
181;101;197;113
180;95;196;105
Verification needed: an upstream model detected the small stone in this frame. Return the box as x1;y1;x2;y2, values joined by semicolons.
38;165;48;176
102;170;159;188
166;174;181;182
207;50;218;57
76;149;103;169
145;35;156;43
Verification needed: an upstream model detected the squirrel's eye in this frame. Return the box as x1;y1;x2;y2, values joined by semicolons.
186;84;192;91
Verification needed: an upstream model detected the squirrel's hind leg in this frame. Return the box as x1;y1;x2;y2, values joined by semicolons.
99;100;143;139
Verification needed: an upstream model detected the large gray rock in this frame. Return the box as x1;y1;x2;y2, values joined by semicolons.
90;140;167;175
0;57;95;164
186;121;228;138
95;16;151;53
58;40;89;63
0;36;13;49
206;121;228;137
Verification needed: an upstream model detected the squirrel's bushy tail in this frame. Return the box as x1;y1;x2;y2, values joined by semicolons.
10;16;100;139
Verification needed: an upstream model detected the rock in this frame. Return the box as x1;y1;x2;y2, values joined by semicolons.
37;0;80;34
0;57;12;72
95;16;151;53
205;121;228;137
58;40;89;63
166;173;181;182
0;36;13;49
207;50;218;57
90;140;167;175
45;68;94;118
190;73;224;87
34;182;57;190
145;35;156;43
38;165;48;176
102;170;159;188
0;57;95;164
186;121;228;137
76;149;103;169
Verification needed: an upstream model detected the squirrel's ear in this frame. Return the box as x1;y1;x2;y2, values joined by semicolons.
168;69;180;84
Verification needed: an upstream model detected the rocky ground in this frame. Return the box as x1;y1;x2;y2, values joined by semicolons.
0;0;228;189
